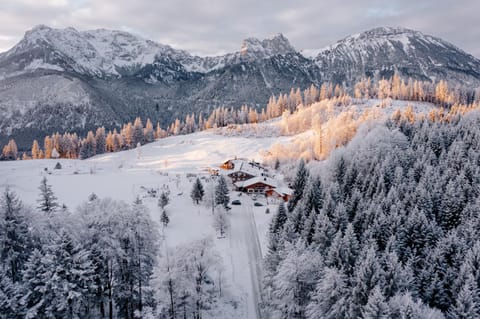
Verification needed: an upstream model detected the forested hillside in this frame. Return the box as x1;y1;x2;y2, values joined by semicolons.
263;109;480;318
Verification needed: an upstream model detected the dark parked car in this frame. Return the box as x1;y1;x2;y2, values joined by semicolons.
231;200;241;205
254;202;264;207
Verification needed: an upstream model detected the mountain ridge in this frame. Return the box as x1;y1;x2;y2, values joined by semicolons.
1;25;479;149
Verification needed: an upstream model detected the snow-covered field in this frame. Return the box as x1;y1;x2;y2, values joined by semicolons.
0;130;292;318
0;100;435;318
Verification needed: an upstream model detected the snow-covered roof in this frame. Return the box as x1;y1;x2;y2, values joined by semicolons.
234;176;278;188
227;159;267;177
274;187;293;196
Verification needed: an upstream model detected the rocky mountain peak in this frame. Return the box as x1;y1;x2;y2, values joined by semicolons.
240;33;295;58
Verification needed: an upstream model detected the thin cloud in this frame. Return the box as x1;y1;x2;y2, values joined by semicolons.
0;0;478;58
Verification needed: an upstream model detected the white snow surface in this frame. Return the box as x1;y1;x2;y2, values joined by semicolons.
0;129;292;318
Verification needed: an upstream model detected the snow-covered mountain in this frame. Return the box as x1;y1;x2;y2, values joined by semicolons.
314;27;480;85
1;25;479;149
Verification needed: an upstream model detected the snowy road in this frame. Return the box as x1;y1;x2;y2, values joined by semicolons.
228;196;264;319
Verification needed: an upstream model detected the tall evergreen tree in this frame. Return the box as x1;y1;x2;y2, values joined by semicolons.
448;274;480;319
0;189;32;283
95;127;106;155
190;178;205;204
362;286;391;319
287;159;309;212
214;176;230;210
37;177;59;214
306;267;349;319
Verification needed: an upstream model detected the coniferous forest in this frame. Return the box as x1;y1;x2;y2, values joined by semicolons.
1;8;480;318
263;111;480;318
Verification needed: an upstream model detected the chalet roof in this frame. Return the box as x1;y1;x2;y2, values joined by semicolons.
227;159;267;177
235;176;278;188
273;187;293;196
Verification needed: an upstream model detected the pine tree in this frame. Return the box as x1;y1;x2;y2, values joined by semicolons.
306;267;349;319
448;274;480;319
349;245;384;318
20;249;54;318
190;177;205;204
271;241;322;318
133;117;145;145
161;210;170;227
214;176;230;210
80;131;96;159
287;159;309;212
264;203;289;284
272;203;288;234
0;188;32;282
46;231;95;318
37;177;59;214
362;286;391;319
95;127;106;155
159;191;170;211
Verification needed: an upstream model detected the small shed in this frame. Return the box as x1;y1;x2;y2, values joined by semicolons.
265;187;293;202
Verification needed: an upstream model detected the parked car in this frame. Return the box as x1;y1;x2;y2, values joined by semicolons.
254;202;264;207
231;200;241;205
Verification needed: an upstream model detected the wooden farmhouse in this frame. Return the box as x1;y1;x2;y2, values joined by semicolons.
221;158;292;201
234;177;277;194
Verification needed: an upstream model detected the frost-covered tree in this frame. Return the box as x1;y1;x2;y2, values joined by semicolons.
153;238;222;319
362;286;391;319
287;159;309;212
161;209;170;227
214;176;230;210
0;189;33;282
20;231;95;319
80;131;96;159
133;117;145;146
306;267;349;319
95;127;106;155
271;241;322;318
190;177;205;204
348;245;384;317
159;191;170;211
37;177;59;214
212;208;230;238
448;274;480;319
20;249;54;318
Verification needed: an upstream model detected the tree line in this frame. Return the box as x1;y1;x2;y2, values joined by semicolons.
2;73;480;161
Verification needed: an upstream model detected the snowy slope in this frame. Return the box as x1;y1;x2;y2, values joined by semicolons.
0;129;295;318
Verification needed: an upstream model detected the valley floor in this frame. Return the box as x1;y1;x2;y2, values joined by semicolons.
0;130;289;318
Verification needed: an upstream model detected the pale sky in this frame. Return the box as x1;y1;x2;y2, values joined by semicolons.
1;0;479;57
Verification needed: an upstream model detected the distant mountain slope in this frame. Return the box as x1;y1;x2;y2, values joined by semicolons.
1;25;479;149
314;27;480;85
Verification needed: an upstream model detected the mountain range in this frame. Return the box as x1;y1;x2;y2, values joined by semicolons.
1;25;480;149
